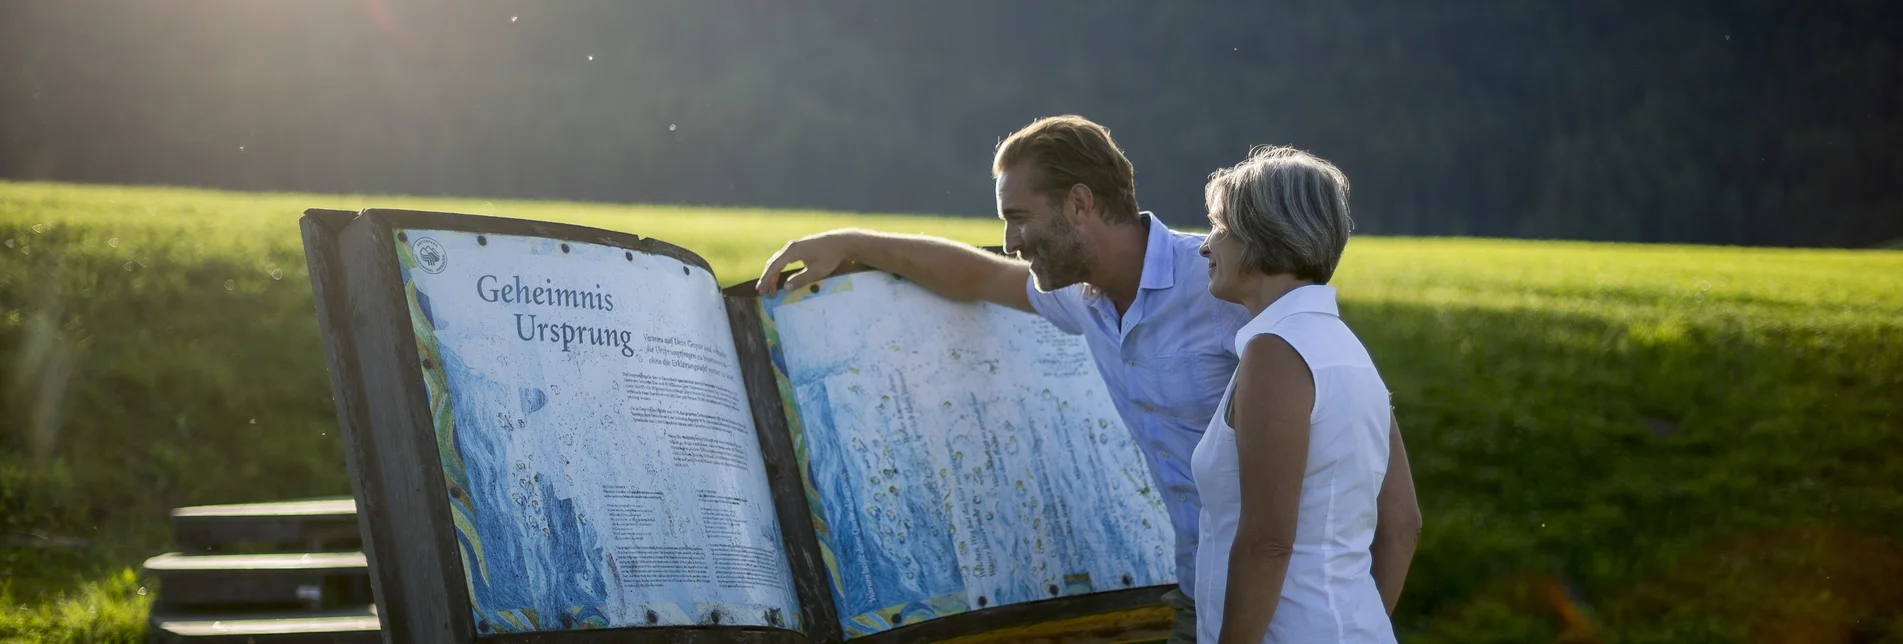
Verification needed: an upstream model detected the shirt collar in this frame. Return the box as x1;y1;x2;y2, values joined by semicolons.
1236;284;1340;351
1136;212;1175;291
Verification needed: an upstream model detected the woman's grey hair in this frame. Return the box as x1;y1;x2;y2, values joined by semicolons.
1205;145;1354;284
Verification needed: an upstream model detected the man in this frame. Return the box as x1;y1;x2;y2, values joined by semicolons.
758;115;1251;643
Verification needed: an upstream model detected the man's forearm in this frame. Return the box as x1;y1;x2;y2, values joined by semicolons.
840;231;1021;303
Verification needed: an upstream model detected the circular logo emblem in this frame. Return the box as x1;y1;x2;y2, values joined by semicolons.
412;237;448;274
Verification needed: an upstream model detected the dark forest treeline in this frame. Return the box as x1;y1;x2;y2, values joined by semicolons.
1;0;1896;247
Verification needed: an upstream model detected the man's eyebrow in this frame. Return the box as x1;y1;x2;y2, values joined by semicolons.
1000;207;1032;217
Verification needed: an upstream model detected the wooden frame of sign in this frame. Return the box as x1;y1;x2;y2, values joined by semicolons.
299;208;1173;644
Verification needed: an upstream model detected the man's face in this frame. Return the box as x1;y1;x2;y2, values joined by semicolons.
997;164;1093;292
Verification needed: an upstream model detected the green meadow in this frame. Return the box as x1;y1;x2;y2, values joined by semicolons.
2;180;1899;642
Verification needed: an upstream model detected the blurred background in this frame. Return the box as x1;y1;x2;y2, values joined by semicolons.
4;0;1898;247
1;1;1900;642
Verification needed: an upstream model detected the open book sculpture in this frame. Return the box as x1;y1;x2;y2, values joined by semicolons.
299;208;1176;643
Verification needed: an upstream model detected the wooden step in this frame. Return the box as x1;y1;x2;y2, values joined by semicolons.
171;497;361;554
148;606;380;644
143;552;373;611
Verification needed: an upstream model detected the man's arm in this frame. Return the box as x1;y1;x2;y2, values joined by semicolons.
757;229;1032;313
1371;411;1422;615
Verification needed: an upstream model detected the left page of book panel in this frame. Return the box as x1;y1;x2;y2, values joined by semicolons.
391;228;801;633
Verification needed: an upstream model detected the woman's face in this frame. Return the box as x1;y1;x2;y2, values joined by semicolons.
1199;204;1251;304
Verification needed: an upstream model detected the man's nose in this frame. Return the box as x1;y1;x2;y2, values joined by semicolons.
1003;227;1023;255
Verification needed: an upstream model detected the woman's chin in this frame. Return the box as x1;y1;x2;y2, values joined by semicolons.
1207;279;1240;304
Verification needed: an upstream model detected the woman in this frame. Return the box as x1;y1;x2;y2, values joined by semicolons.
1191;146;1422;643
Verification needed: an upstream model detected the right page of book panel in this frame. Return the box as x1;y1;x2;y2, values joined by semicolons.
759;271;1175;637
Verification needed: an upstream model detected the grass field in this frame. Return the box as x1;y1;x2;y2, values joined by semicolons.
2;180;1900;642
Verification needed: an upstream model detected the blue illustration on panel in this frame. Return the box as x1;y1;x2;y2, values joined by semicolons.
437;321;614;631
795;378;963;621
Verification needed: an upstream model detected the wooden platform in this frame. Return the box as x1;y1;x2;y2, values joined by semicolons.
144;552;373;609
148;608;380;644
170;496;360;554
145;498;380;643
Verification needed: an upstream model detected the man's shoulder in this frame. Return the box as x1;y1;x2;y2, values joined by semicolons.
1165;227;1209;247
1156;263;1251;331
1138;212;1205;242
1143;216;1203;263
1158;228;1212;290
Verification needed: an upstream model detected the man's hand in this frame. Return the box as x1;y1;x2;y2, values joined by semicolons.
758;229;865;296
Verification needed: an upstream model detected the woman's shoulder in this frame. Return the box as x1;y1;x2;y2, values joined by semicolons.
1239;312;1370;372
1231;286;1335;346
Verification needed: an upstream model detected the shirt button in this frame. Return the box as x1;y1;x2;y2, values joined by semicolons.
1178;493;1187;501
1158;452;1169;460
1124;360;1134;366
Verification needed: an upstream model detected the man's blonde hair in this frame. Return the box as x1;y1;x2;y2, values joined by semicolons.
993;115;1140;225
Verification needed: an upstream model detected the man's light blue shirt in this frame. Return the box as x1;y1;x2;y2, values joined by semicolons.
1025;212;1254;600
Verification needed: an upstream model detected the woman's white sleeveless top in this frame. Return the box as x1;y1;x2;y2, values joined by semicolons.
1189;285;1397;643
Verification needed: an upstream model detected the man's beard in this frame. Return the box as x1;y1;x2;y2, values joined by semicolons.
1027;221;1093;292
